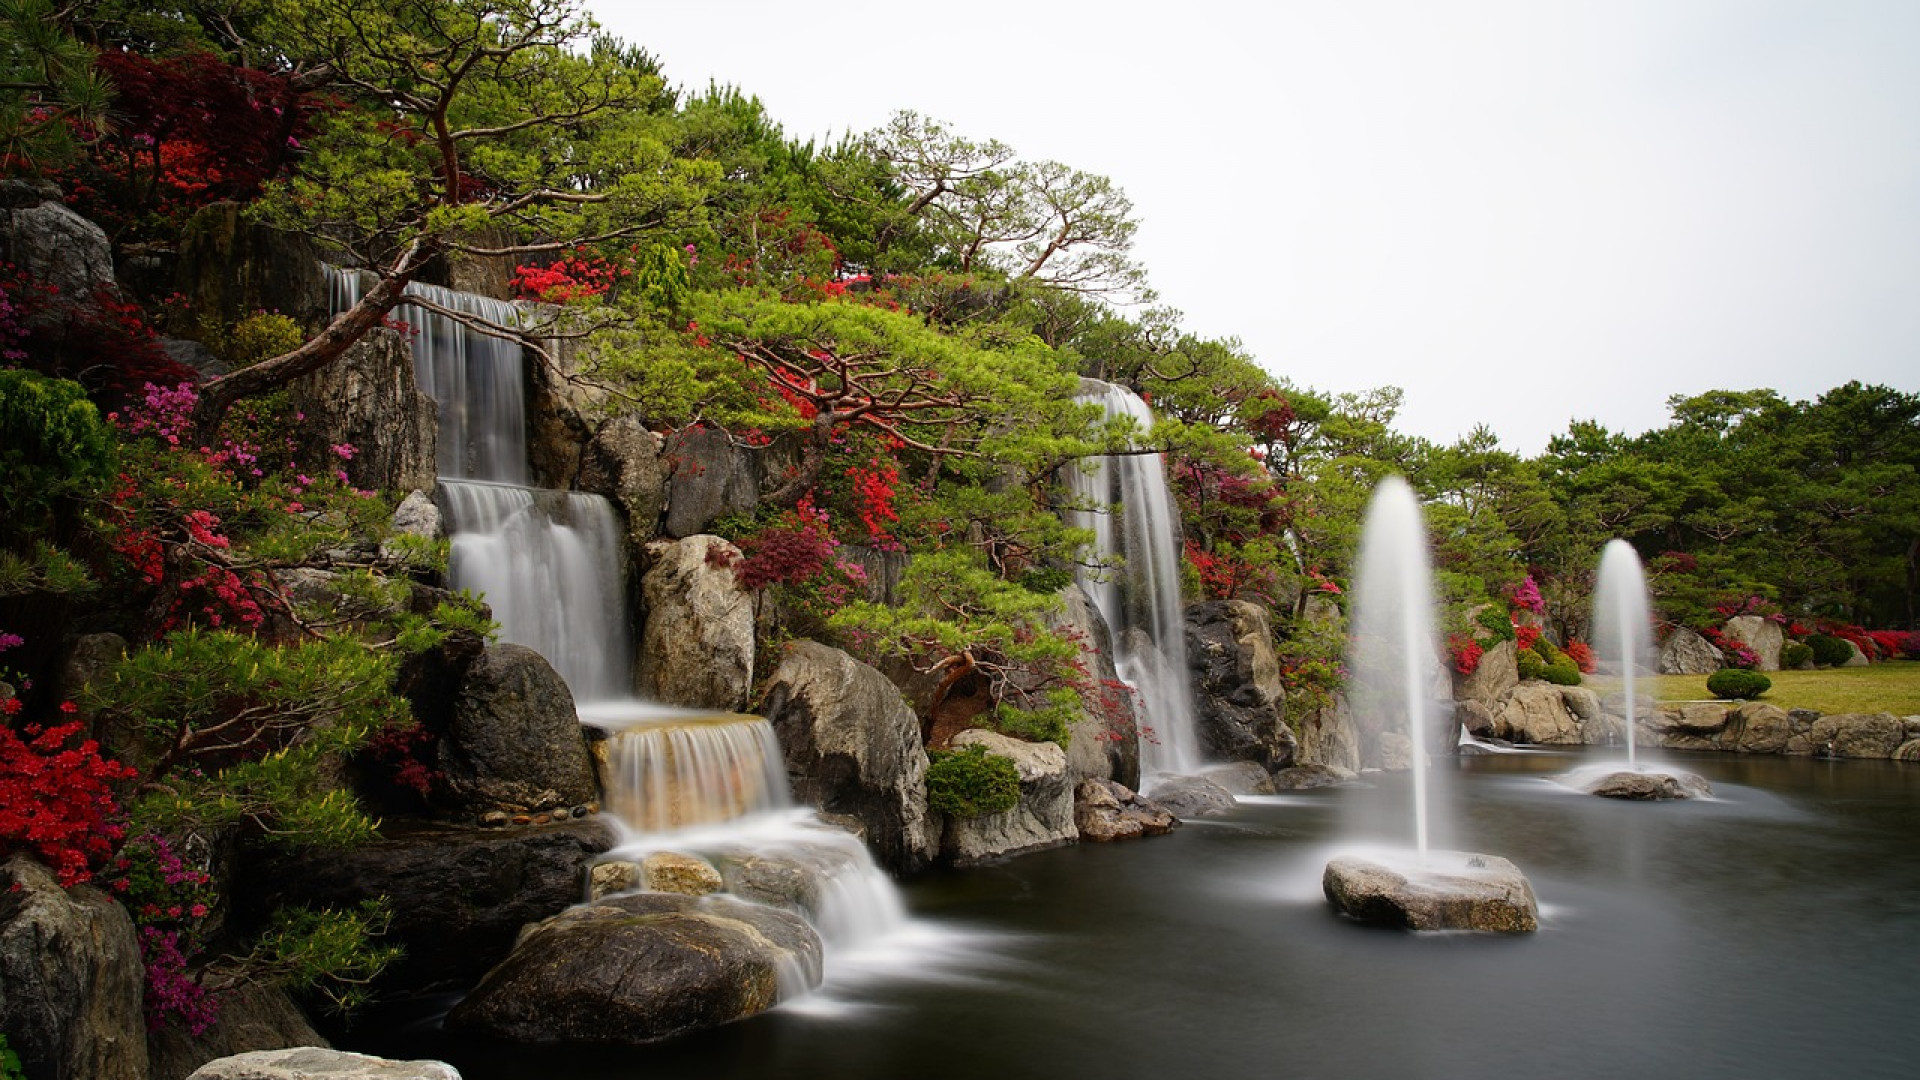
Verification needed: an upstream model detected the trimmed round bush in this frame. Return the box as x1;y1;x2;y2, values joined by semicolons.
1516;650;1548;681
1780;640;1813;669
1806;634;1853;667
1706;668;1772;700
1543;657;1583;686
925;744;1020;819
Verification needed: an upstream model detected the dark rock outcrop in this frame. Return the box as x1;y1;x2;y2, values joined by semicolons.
0;183;117;325
0;855;147;1080
576;417;667;547
239;819;616;995
173;202;330;328
760;641;936;872
445;892;821;1045
439;644;598;815
287;327;438;494
1049;584;1141;789
1184;599;1297;775
1146;774;1237;819
661;426;760;539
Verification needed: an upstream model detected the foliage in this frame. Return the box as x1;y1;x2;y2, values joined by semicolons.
1706;668;1772;700
0;369;114;541
1780;640;1813;669
1806;634;1855;668
0;0;112;171
924;744;1020;819
0;1032;22;1080
220;900;401;1014
0;716;137;886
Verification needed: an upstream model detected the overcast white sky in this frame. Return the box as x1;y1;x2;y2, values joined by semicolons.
591;0;1920;453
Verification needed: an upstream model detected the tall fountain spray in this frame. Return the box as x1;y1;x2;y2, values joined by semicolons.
1066;380;1201;779
1571;540;1712;800
1591;539;1654;770
1322;476;1539;932
1345;476;1444;856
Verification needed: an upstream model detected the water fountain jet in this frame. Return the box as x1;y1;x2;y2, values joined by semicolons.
1570;540;1711;800
1321;478;1539;932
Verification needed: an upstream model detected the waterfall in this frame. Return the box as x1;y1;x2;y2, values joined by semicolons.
331;265;909;973
1066;379;1202;778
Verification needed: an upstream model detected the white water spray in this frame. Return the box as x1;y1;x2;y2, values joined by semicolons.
1591;539;1655;770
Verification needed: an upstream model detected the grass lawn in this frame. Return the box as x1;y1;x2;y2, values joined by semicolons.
1650;659;1920;715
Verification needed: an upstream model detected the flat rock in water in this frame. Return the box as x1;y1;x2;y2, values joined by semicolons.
185;1048;458;1079
1271;764;1356;790
1146;774;1237;818
1198;761;1277;795
1323;852;1539;933
1581;769;1712;801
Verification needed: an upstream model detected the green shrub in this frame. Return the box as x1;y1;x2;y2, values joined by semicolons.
925;744;1021;819
1806;634;1853;667
1543;657;1583;686
1707;668;1772;700
1516;650;1548;681
1780;640;1813;669
0;370;115;539
1475;606;1517;642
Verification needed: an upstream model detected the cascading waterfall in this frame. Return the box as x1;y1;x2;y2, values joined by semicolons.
1067;379;1201;778
333;265;907;979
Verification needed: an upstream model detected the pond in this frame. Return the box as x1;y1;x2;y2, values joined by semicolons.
354;750;1920;1079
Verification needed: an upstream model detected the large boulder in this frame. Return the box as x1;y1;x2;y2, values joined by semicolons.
445;892;822;1045
439;643;597;815
0;183;117;321
1650;702;1734;742
1721;702;1795;754
941;730;1076;864
1323;852;1538;933
185;1048;460;1080
576;417;667;548
1049;584;1140;789
1659;628;1723;675
707;826;877;930
173;202;330;328
1580;769;1712;800
149;982;327;1080
661;426;761;539
1721;615;1784;671
287;327;438;494
239;819;616;996
1452;639;1518;708
1810;713;1907;759
760;641;937;873
1183;599;1297;775
1295;694;1362;774
637;535;755;711
0;855;147;1080
1492;682;1583;744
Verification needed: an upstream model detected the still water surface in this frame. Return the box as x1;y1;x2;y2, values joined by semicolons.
358;751;1920;1079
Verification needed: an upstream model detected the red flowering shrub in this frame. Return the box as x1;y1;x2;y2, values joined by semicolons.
0;718;137;887
1563;639;1597;674
511;251;630;303
1449;635;1484;676
1513;623;1542;654
1867;630;1918;661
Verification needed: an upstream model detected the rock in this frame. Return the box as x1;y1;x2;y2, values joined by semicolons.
52;629;126;707
1072;779;1176;842
0;193;117;318
238;819;616;995
446;892;821;1045
1452;639;1518;708
941;730;1076;864
576;417;667;547
1272;764;1356;789
1721;615;1784;671
1721;702;1795;754
389;490;443;542
1200;760;1277;796
174;202;330;328
1893;739;1920;762
1184;599;1298;775
1810;713;1906;758
642;852;725;896
1559;686;1603;724
1050;584;1141;789
637;536;754;711
161;337;226;378
1295;694;1361;774
149;982;327;1080
1323;852;1538;933
1454;699;1496;737
185;1048;460;1079
1373;730;1414;770
709;831;873;924
587;860;640;900
661;425;761;539
440;643;598;814
0;855;147;1080
288;327;439;495
1491;683;1584;744
760;641;937;872
1659;628;1724;675
1842;640;1870;667
1649;702;1733;738
1147;774;1237;818
1580;769;1712;800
